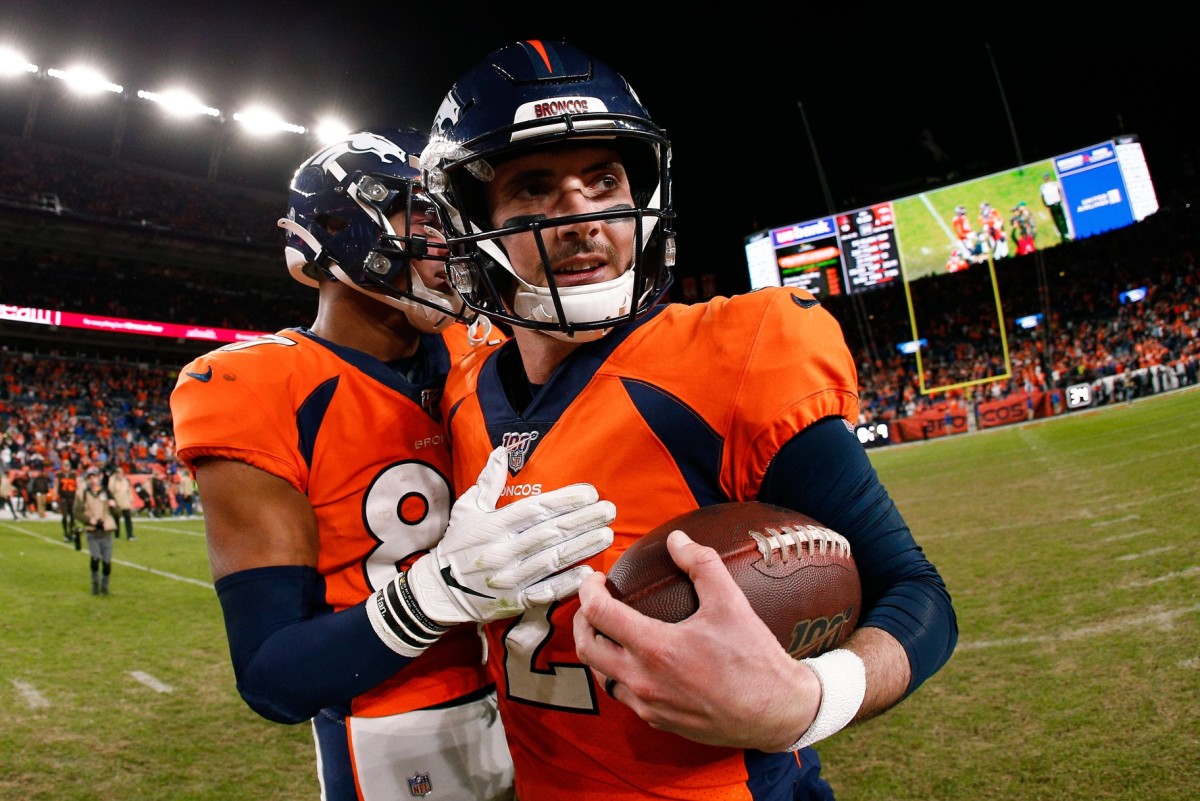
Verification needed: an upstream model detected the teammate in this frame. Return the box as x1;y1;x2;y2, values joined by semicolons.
169;128;615;801
57;468;78;541
951;204;973;257
945;245;971;273
0;471;18;519
421;40;958;800
978;201;1008;259
107;466;136;540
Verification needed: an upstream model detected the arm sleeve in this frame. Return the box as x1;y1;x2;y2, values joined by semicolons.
759;416;958;695
215;565;412;724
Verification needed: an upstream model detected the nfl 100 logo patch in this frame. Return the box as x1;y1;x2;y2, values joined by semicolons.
407;772;432;796
502;430;541;471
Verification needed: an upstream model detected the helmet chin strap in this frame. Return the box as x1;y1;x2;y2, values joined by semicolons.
278;217;323;254
466;315;495;346
279;218;323;288
327;263;458;334
473;213;658;341
511;269;636;343
406;277;468;334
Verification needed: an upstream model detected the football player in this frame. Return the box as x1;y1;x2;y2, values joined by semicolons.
422;41;958;800
170;127;616;801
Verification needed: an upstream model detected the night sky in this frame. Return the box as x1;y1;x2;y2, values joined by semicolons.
2;2;1194;293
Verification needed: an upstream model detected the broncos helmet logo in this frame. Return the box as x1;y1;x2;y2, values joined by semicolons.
431;90;464;140
307;132;418;183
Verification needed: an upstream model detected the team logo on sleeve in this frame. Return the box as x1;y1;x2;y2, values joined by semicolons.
407;772;432;797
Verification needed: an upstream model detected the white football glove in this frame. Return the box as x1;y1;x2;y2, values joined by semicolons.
368;446;615;657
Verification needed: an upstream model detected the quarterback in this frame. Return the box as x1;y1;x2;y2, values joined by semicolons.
422;41;958;800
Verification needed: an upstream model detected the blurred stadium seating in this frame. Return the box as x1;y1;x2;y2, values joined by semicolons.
2;131;1197;501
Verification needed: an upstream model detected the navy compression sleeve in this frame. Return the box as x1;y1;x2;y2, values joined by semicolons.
215;565;413;724
759;416;958;694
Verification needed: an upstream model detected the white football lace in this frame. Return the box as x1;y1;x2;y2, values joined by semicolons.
749;525;853;566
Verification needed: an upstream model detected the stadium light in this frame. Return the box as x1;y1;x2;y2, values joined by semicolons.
314;117;352;143
231;106;305;136
0;47;38;77
46;66;123;95
137;89;220;118
9;43;357;180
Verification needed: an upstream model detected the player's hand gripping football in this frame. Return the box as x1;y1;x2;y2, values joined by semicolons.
407;445;615;626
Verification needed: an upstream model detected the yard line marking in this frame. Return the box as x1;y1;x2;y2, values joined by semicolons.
1099;529;1158;542
118;560;213;589
12;679;50;709
957;604;1200;651
134;520;206;537
1091;514;1140;527
130;671;173;693
1115;545;1175;561
1125;565;1200;588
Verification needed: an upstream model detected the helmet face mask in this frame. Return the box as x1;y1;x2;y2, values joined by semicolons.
422;40;675;341
280;128;472;333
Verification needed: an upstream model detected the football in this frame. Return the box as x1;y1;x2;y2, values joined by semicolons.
606;502;860;660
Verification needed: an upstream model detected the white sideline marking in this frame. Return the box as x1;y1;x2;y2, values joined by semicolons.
12;679;50;709
1181;658;1200;670
1099;529;1158;542
136;520;206;537
1125;566;1200;588
130;671;173;693
120;561;213;589
1115;545;1175;561
958;604;1200;651
1091;514;1140;527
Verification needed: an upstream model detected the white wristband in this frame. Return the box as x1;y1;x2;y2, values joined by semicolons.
785;648;866;752
366;572;447;658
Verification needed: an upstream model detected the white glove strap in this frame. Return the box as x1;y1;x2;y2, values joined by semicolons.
366;572;449;659
786;649;866;752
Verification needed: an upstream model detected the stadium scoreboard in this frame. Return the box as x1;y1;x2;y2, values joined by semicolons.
744;136;1160;294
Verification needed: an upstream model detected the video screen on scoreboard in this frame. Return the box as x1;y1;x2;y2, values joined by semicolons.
744;135;1159;290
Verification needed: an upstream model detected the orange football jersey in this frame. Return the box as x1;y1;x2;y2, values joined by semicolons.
171;327;486;716
443;288;860;800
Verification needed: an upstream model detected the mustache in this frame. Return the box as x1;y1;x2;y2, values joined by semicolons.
541;239;619;274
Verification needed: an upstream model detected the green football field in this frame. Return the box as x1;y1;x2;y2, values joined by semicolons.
2;387;1197;800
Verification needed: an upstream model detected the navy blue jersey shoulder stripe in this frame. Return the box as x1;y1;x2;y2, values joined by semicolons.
620;377;725;508
296;376;339;469
297;328;448;415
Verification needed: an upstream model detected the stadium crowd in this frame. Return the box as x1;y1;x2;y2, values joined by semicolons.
0;350;191;518
1;136;1196;508
0;135;282;244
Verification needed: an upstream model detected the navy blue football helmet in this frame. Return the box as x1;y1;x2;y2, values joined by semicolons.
421;40;675;341
279;128;470;333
